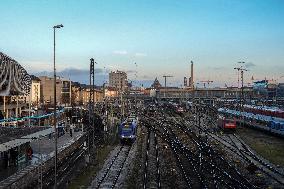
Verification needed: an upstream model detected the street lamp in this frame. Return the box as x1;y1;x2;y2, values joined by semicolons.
53;24;63;189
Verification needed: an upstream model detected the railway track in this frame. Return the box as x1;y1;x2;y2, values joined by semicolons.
227;134;284;186
166;114;253;189
41;139;86;188
95;145;131;189
142;112;254;189
183;113;284;187
143;129;161;189
141;116;193;188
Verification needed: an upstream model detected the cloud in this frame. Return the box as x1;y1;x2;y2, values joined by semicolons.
58;68;103;75
135;52;147;57
112;51;146;57
21;60;56;72
126;70;137;74
33;68;106;85
131;79;154;88
113;50;128;55
34;68;103;76
141;75;152;79
245;62;256;68
212;66;224;70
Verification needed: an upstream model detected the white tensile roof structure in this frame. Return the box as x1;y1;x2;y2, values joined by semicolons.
0;52;32;96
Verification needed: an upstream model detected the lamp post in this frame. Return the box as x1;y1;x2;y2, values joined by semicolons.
3;96;6;119
53;24;63;189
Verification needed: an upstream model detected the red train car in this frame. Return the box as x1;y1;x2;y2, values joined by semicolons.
176;106;184;114
218;115;237;131
244;105;284;119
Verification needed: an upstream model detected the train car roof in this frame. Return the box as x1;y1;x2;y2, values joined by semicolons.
219;108;284;124
244;104;284;113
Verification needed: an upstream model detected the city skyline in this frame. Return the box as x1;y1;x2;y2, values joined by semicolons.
1;0;284;87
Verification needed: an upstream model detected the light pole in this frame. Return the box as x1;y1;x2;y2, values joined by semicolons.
103;66;107;99
53;24;63;189
16;95;19;127
3;96;6;119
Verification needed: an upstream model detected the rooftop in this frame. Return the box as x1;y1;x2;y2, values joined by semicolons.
0;126;47;144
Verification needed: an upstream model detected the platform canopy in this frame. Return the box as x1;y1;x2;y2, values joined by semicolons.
0;52;32;96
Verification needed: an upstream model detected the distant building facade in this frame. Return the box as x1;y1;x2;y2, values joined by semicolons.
253;80;277;99
81;86;103;105
151;78;162;89
105;87;118;97
61;79;72;106
71;82;82;105
39;76;62;105
28;75;41;105
277;83;284;98
109;71;128;92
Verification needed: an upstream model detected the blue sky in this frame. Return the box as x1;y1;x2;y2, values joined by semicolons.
1;0;284;87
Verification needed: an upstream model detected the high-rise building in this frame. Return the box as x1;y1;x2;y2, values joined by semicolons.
109;70;128;91
39;76;62;105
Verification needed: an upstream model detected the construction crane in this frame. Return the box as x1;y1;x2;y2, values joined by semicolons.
198;80;213;88
234;62;247;88
234;63;248;127
163;75;173;97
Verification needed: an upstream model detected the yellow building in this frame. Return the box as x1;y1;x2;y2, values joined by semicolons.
81;87;103;105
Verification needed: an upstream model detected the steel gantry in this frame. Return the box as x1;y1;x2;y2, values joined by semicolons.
88;58;97;154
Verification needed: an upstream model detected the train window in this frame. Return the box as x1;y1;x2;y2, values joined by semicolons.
122;128;132;131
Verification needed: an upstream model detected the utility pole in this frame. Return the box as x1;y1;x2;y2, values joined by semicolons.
120;91;124;121
3;96;6;119
240;68;247;109
28;95;31;126
16;95;18;127
163;75;173;98
89;58;96;154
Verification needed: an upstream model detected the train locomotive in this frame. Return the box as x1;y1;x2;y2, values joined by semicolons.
118;116;137;143
217;114;237;131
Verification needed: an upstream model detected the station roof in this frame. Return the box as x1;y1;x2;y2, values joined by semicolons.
0;126;52;152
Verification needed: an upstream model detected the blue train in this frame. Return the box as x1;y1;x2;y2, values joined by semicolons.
118;116;138;143
267;120;284;136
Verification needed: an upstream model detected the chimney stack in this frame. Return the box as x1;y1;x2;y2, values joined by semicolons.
190;61;194;88
184;77;188;87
